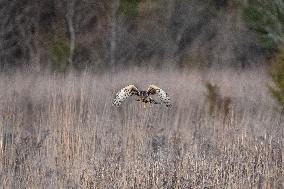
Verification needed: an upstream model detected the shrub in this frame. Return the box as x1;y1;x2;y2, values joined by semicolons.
119;0;140;17
48;36;71;73
205;81;231;119
268;44;284;110
242;0;284;51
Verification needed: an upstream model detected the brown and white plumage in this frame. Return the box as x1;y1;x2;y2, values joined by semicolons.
147;85;171;107
113;84;171;107
113;85;139;107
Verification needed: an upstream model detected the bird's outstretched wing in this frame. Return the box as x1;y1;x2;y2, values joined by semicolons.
113;85;139;107
147;85;171;107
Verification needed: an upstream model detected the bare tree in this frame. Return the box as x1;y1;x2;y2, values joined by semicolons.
110;0;120;72
0;0;16;69
15;1;40;71
66;0;76;67
0;0;34;69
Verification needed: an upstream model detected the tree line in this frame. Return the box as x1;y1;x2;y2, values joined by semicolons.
0;0;281;72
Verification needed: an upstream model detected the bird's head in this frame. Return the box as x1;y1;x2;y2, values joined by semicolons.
138;90;149;102
139;91;148;98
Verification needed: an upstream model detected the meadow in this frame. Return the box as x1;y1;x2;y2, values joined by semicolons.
0;68;283;188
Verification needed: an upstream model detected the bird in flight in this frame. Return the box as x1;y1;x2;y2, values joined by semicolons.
113;84;171;108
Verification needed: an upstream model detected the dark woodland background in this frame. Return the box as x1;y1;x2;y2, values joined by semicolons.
1;0;281;72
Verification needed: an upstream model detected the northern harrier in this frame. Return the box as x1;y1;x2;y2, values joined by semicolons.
113;85;171;108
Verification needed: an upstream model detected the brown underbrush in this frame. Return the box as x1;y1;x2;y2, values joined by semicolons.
0;69;282;188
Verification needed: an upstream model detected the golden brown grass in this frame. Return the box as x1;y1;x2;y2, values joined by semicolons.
0;68;283;188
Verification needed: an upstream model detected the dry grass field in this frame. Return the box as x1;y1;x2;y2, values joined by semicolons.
0;68;283;188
